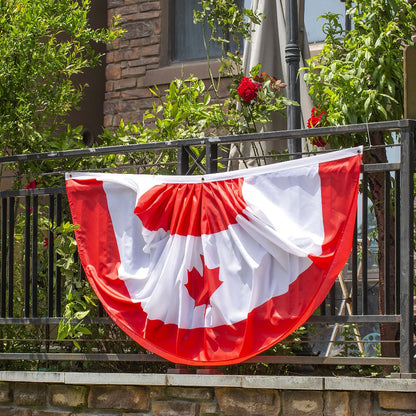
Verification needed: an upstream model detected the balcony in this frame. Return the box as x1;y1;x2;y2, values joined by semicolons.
0;119;414;376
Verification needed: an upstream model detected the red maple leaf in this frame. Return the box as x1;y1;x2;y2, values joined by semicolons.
185;255;222;307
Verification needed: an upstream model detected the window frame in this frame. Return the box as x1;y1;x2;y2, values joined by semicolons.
144;0;223;87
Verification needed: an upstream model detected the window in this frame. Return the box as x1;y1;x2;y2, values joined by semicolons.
169;0;248;63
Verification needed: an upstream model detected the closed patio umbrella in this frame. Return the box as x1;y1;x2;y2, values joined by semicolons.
229;0;313;168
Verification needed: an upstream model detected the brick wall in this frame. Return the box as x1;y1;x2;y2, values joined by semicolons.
104;1;229;133
105;0;162;130
1;374;416;415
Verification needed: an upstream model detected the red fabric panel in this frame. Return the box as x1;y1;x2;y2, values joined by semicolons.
134;178;248;236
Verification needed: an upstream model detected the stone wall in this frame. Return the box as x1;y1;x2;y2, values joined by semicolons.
1;372;416;415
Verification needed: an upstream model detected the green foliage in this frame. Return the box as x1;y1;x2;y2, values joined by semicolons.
0;0;122;156
140;77;225;140
53;221;99;348
194;0;262;50
302;0;416;147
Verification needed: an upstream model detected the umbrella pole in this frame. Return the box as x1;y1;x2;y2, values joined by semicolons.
285;0;302;158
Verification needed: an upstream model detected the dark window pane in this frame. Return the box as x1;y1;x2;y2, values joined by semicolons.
171;0;241;63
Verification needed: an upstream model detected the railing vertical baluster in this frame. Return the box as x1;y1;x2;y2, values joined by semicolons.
48;194;55;317
55;194;62;317
384;171;391;314
32;196;38;317
206;142;218;174
399;122;415;376
330;285;336;316
7;197;15;317
1;198;7;317
352;221;358;315
24;195;31;317
320;298;326;316
177;146;189;175
361;173;368;315
394;170;401;315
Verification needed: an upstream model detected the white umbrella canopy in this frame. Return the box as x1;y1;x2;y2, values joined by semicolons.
230;0;313;168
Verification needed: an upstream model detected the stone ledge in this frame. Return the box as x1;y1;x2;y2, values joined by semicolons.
0;372;415;392
324;376;416;392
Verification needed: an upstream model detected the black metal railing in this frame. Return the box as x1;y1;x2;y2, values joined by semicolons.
0;119;414;375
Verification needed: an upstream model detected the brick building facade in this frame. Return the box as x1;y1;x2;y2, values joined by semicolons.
105;0;162;130
69;0;238;143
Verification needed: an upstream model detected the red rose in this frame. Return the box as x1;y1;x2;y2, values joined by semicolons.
237;76;261;102
25;180;38;189
307;107;327;147
43;237;49;247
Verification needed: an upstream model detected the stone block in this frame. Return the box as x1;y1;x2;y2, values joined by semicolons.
72;414;119;416
114;78;137;91
88;386;150;411
150;387;167;400
14;382;46;406
118;99;142;112
140;2;161;12
114;48;141;62
113;5;138;16
122;413;149;416
152;400;197;416
73;414;119;416
375;413;416;416
216;388;280;416
0;382;11;402
282;391;323;416
166;387;214;401
351;391;373;416
107;0;125;8
123;22;153;40
48;385;87;408
0;407;32;416
324;391;351;416
120;87;153;100
135;10;160;21
120;66;147;78
32;411;71;416
105;91;121;100
129;35;160;48
199;402;219;415
379;392;416;410
106;63;122;80
141;44;160;56
104;100;120;114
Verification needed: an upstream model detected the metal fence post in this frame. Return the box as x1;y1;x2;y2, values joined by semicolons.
399;121;415;377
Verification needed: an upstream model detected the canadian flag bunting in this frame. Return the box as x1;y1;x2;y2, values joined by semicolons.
65;147;362;366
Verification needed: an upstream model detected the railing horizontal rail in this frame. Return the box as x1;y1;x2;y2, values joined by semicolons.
0;120;411;164
0;315;401;325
